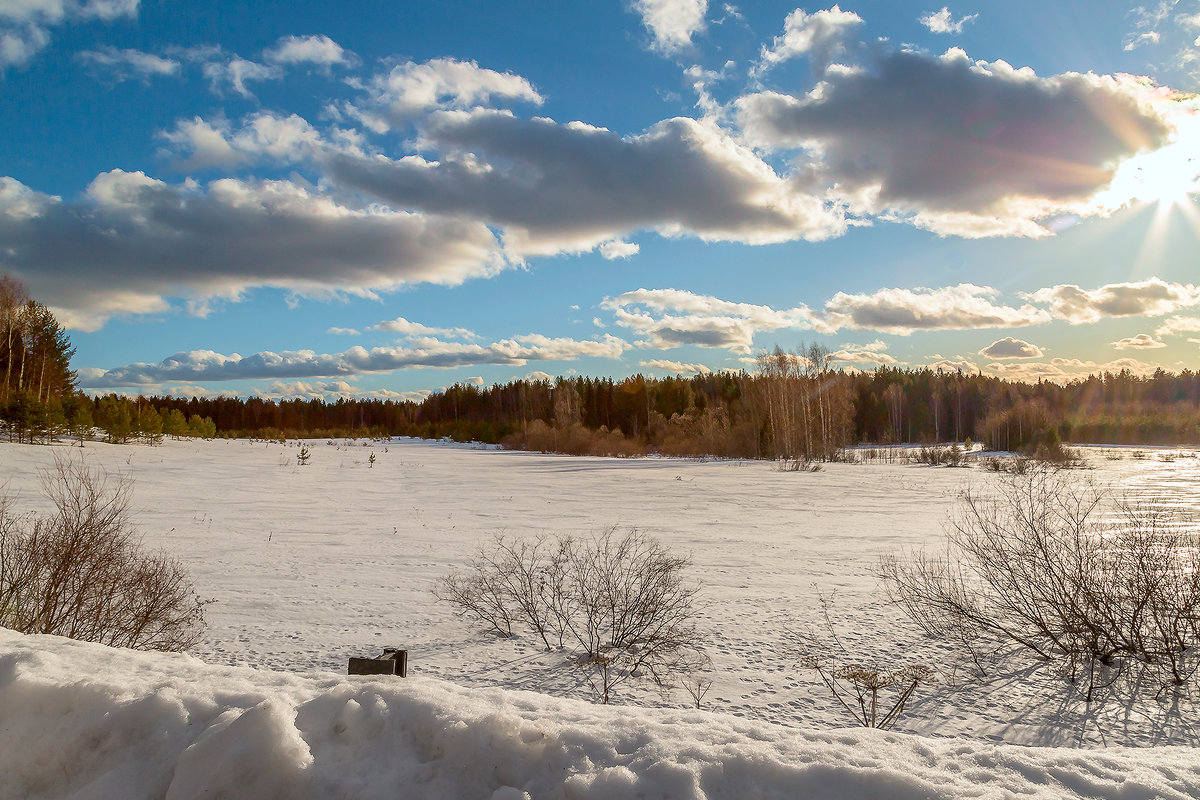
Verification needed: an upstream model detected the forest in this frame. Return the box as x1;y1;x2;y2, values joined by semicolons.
54;350;1200;459
2;273;1199;456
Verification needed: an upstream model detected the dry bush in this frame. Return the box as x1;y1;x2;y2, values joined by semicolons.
0;455;209;651
435;528;705;703
795;597;934;729
881;467;1200;700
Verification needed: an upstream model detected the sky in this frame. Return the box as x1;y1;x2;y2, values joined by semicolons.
2;0;1199;402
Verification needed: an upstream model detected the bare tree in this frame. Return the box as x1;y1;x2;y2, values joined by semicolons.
881;467;1200;700
0;455;209;651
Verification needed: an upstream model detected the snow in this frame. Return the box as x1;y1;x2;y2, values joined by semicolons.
4;627;1200;800
2;437;1200;797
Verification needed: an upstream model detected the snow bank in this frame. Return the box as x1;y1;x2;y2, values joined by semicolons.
3;629;1198;800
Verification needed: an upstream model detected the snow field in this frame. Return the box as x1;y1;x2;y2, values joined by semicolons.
1;438;1199;750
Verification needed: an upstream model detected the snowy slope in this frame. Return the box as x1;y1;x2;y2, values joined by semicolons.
3;627;1199;800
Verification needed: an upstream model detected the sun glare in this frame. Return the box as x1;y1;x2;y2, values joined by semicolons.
1109;115;1200;209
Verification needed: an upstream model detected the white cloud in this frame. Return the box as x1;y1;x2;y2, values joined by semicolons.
0;0;70;25
824;284;1050;334
159;117;245;169
263;34;354;70
828;342;899;365
602;288;824;353
161;112;335;169
0;24;49;67
978;337;1044;359
356;58;542;125
202;57;282;99
756;5;863;75
1156;315;1200;337
987;357;1162;383
76;0;137;20
0;171;506;330
919;7;978;35
640;359;713;374
368;316;476;340
79;334;630;387
1;0;138;68
926;357;979;372
1023;278;1200;324
598;239;640;260
630;0;708;55
326;327;360;336
77;46;178;81
1111;333;1167;350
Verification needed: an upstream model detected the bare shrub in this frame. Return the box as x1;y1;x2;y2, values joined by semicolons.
881;467;1200;700
435;528;705;703
0;455;209;651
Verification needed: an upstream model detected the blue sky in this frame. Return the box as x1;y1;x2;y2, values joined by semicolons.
2;0;1199;401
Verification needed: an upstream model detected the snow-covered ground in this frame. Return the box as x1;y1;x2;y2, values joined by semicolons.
2;437;1199;797
5;627;1200;800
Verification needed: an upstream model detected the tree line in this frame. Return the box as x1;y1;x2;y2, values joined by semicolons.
2;269;1198;453
126;346;1200;456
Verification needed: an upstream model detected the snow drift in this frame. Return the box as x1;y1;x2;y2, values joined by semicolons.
2;628;1199;800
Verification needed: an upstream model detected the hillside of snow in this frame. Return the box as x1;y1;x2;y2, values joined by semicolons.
4;627;1200;800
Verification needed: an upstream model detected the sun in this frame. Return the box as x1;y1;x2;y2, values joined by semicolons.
1109;115;1200;210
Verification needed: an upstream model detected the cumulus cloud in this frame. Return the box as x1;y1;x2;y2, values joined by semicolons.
368;316;476;339
352;58;542;126
77;46;179;82
161;112;330;169
328;110;845;259
1023;278;1200;324
738;48;1173;236
1111;333;1167;350
602;288;824;353
824;284;1050;334
263;34;354;70
79;334;629;388
0;171;506;330
756;5;863;76
919;7;978;35
630;0;708;55
978;337;1044;359
640;359;713;374
326;327;360;336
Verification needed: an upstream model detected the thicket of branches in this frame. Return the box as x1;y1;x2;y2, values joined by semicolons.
882;468;1200;700
435;529;706;704
0;455;209;651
